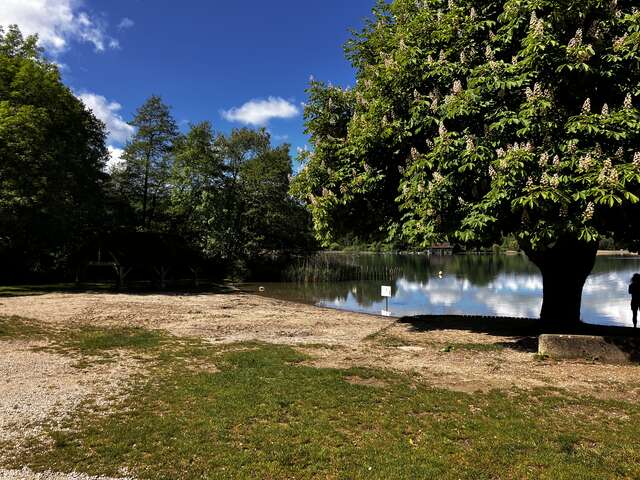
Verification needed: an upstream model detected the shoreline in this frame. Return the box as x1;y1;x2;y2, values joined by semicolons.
321;249;639;256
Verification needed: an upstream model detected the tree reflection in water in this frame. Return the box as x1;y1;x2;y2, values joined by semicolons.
251;254;640;327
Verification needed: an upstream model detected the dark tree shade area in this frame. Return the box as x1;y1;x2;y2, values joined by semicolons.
0;25;315;285
0;26;108;278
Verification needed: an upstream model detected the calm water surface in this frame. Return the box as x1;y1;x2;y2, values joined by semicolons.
248;254;640;327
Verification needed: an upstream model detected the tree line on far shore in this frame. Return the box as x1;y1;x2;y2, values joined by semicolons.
0;25;315;285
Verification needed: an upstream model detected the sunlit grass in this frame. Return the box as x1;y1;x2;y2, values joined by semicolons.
3;329;638;480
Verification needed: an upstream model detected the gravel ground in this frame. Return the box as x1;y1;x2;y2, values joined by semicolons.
0;468;134;480
0;339;138;451
1;292;639;400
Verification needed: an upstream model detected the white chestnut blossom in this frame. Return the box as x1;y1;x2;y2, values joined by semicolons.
541;173;559;187
568;29;583;48
525;87;534;100
465;135;475;151
533;18;544;36
538;152;549;167
598;158;619;185
613;34;627;50
582;98;591;114
583;202;595;221
485;45;494;61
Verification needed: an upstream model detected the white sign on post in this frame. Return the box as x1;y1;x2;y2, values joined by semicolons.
381;285;392;317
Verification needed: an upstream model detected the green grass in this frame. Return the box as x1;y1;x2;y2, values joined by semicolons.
441;342;506;352
0;316;164;370
5;334;640;480
0;315;44;339
59;326;164;353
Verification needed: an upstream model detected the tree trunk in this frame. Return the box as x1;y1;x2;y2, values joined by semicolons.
154;265;170;290
142;149;151;228
524;240;598;329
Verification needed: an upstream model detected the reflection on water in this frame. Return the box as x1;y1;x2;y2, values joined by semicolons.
249;254;640;327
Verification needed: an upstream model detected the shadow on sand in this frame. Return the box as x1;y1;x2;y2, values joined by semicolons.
397;314;640;356
0;282;238;298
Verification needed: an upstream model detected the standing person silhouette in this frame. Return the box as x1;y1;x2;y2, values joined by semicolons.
629;274;640;328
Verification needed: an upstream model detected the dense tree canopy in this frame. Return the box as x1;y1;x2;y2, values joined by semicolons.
293;0;640;324
170;126;315;269
0;25;314;284
0;25;108;277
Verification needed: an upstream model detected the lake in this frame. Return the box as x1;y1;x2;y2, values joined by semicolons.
247;253;640;327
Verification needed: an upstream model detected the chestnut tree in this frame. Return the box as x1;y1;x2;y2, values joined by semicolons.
292;0;640;326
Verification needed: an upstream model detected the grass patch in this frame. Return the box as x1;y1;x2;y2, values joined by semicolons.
40;326;168;368
368;333;413;347
0;315;44;340
7;340;640;480
441;342;505;352
60;326;164;354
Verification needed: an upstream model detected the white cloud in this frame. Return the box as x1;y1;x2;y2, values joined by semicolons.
0;0;118;53
106;145;125;172
52;61;69;71
117;17;134;30
221;97;299;126
77;92;134;144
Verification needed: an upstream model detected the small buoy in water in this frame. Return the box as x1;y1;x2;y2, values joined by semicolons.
258;286;265;292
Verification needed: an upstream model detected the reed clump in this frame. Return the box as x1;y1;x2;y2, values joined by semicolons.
283;254;402;283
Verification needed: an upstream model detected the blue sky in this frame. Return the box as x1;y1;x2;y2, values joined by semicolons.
1;0;375;166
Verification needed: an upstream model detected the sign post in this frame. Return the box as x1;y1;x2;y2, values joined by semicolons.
381;285;392;316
